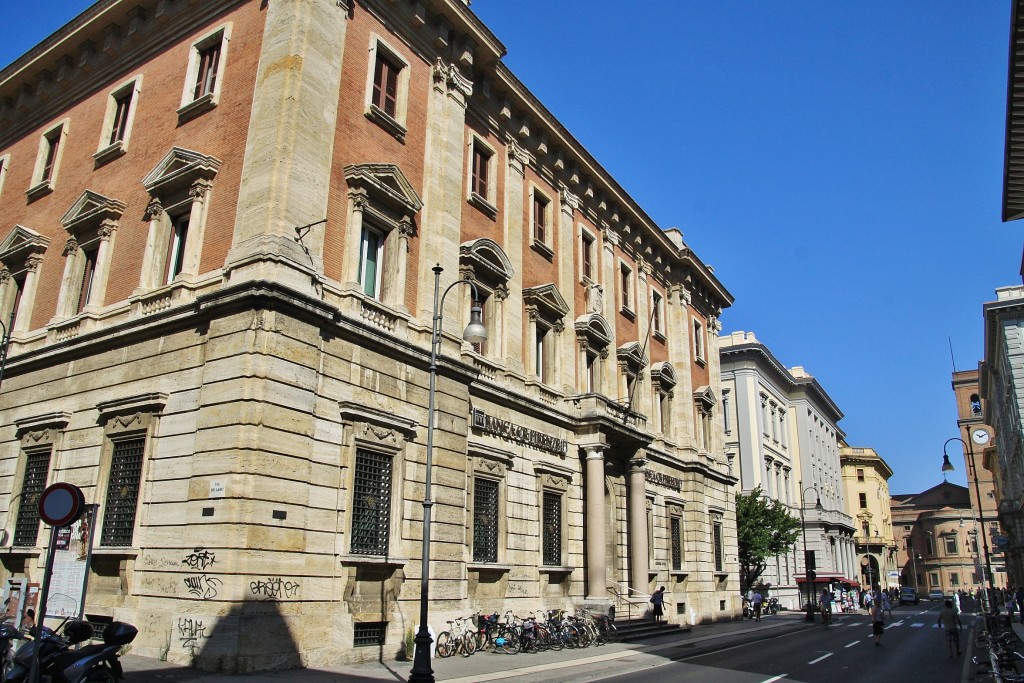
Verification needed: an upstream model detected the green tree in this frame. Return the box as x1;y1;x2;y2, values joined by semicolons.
736;486;801;592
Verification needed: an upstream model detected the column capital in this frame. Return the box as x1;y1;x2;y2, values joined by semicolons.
628;457;648;472
581;444;607;460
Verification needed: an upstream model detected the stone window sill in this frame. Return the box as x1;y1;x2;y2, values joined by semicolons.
177;93;217;125
365;106;407;143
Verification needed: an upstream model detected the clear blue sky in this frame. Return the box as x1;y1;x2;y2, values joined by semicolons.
2;1;1019;495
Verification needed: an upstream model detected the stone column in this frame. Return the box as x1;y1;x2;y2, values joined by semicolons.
584;445;608;600
341;192;366;287
666;283;695;447
53;238;80;319
417;59;472;324
600;227;619;393
628;457;650;592
227;0;349;290
86;221;117;309
13;256;42;333
501;138;527;374
137;199;164;291
182;179;212;277
557;185;580;393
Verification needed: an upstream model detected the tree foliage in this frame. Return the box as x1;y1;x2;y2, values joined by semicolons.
736;486;802;591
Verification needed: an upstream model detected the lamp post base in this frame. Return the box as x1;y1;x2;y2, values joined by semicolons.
805;603;815;622
408;629;434;683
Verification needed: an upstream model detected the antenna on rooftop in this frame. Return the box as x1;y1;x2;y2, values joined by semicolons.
948;336;957;373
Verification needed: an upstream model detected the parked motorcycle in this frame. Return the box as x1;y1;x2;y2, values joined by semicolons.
0;623;20;675
4;619;137;683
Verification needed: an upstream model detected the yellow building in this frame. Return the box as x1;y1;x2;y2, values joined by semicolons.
840;446;897;590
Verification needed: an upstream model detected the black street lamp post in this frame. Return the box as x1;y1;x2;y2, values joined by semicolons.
942;436;994;613
409;265;487;683
799;484;823;622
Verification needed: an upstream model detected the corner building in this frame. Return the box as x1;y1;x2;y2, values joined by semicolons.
0;0;737;672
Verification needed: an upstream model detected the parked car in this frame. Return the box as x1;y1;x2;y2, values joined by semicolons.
900;587;919;605
927;589;945;601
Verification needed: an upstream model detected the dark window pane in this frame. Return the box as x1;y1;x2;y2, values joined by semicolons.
13;449;51;547
473;478;498;563
101;437;145;547
670;517;682;571
542;491;561;566
351;449;392;555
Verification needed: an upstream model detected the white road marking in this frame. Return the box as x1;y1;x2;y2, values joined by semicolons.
760;676;788;683
845;641;859;648
808;653;834;665
911;623;925;628
891;620;905;626
848;622;861;627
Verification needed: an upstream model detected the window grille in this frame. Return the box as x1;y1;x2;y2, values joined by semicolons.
670;517;683;571
100;437;145;547
13;449;51;547
473;478;499;563
351;449;392;556
712;522;724;572
542;491;561;566
353;622;387;647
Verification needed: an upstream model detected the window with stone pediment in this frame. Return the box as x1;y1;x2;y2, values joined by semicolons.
9;412;69;548
460;238;513;358
616;341;648;413
139;147;221;291
667;501;686;572
693;385;717;452
0;225;49;334
574;312;612;395
55;191;126;317
524;284;569;388
467;444;513;566
96;394;166;549
651;362;677;437
339;403;416;560
343;163;421;308
535;463;572;568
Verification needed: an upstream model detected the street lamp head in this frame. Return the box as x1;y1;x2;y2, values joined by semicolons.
814;496;822;512
463;302;487;344
941;453;955;474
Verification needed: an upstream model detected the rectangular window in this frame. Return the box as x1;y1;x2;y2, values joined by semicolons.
652;291;663;334
712;521;724;572
693;319;704;360
856;468;865;482
581;232;594;280
372;52;400;118
358;225;384;299
100;436;146;547
619;263;632;311
13;449;51;547
473;478;499;563
472;143;490;199
41;130;61;183
7;273;25;332
542;491;562;566
193;42;222;100
659;391;671;436
670;516;683;571
929;572;939;587
78;247;99;313
950;572;959;587
723;393;731;434
109;90;134;146
586;351;597;393
533;192;549;245
535;325;550;383
165;214;190;284
858;492;867;509
353;622;387;647
350;449;392;556
944;536;958;555
470;291;490;356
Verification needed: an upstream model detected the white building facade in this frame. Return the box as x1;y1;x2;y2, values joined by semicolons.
720;332;857;610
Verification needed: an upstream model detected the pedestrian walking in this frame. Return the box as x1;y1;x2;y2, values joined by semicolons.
818;588;833;628
953;591;961;615
650;586;666;623
880;591;892;619
937;599;963;657
752;589;764;622
1006;592;1017;626
871;598;885;646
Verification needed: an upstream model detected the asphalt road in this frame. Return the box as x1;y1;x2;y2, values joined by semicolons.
595;602;975;683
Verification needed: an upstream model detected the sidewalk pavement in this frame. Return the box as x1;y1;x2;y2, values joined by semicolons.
118;610;825;683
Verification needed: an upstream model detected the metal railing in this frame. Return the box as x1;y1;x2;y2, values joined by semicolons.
608;581;652;621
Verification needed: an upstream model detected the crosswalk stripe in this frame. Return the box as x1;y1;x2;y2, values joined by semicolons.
808;653;833;665
911;623;924;628
845;641;859;648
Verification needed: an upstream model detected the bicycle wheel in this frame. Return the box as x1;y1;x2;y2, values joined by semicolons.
545;624;564;651
458;632;477;657
500;625;522;654
563;623;581;648
435;631;453;658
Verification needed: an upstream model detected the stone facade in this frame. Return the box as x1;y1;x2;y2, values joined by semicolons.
719;331;857;611
0;0;739;672
839;446;897;590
